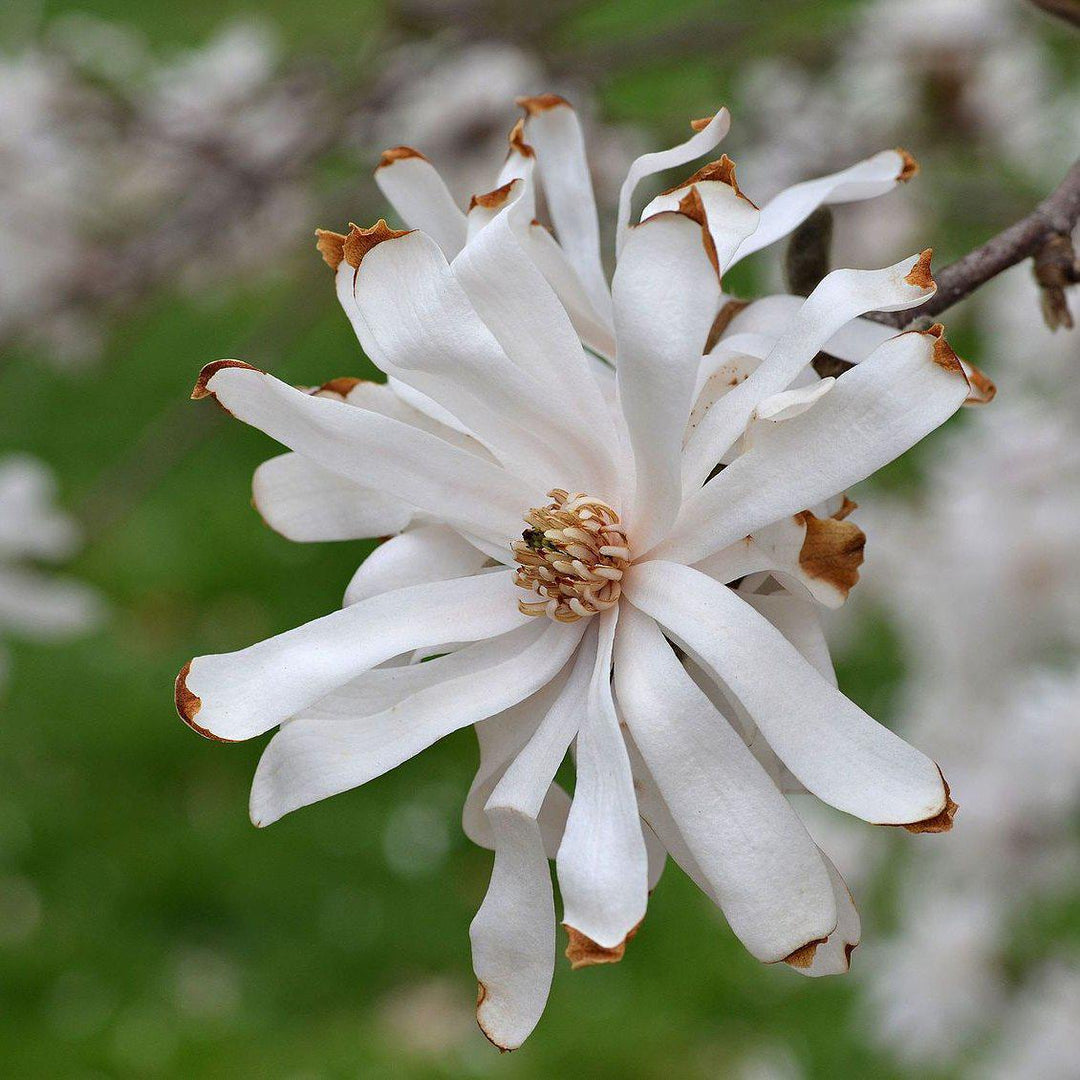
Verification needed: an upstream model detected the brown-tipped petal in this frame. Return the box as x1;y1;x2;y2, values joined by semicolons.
342;220;413;268
903;773;958;834
313;376;364;399
175;662;236;742
467;181;517;214
917;324;964;374
660;154;758;208
796;510;866;601
376;145;428;169
564;922;640;970
191;359;262;400
315;228;347;270
834;495;858;520
704;299;751;354
904;248;935;290
515;92;571;115
690;114;717;131
474;982;512;1054
782;937;827;970
506;117;535;158
961;360;997;405
895;147;920;182
675;186;720;277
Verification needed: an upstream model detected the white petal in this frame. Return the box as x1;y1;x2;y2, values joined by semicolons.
719;296;898;363
752;378;834;423
461;673;570;854
471;811;553;1051
252;452;412;542
788;853;860;978
641;170;760;273
740;590;836;686
613;204;721;551
518;96;611;320
352;229;613;494
198;363;531;547
680;252;938;492
451;180;617;449
660;326;970;566
178;570;530;743
730;149;915;266
556;609;648;952
616;107;731;256
624;561;949;825
373;149;467;259
470;623;597;1049
249;619;585;825
613;605;837;962
343;525;488;606
519;221;617;359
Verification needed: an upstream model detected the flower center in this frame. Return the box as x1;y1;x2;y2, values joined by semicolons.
511;489;630;623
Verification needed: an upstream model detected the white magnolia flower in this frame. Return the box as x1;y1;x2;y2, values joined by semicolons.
177;97;982;1049
0;455;102;688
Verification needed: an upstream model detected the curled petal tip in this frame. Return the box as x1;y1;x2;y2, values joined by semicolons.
175;661;232;742
191;359;261;400
515;92;571;115
782;937;827;969
895;147;920;182
467;180;517;213
903;774;959;834
905;249;935;291
563;921;641;969
376;145;427;169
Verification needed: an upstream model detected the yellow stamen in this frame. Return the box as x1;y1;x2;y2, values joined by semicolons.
511;490;630;623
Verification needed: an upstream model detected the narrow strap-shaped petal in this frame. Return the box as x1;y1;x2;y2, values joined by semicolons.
252;452;412;543
343;525;488;606
556;608;649;955
614;604;837;963
461;673;571;854
373;148;467;259
616;107;731;256
517;96;611;320
353;228;614;494
729;148;916;266
640;160;761;273
518;221;617;358
613;196;722;550
471;622;596;1050
177;570;531;744
451;179;618;457
720;296;896;362
681;252;938;492
740;590;836;686
196;362;532;547
249;619;585;826
624;561;949;826
658;325;971;566
787;852;861;977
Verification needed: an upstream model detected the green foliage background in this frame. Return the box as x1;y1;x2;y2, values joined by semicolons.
1;1;1075;1076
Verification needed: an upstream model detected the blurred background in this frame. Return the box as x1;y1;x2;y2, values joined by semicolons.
1;0;1078;1075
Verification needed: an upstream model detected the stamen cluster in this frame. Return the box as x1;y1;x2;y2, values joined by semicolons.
511;490;630;622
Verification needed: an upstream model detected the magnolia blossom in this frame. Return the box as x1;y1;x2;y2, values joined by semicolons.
0;455;102;688
176;97;985;1049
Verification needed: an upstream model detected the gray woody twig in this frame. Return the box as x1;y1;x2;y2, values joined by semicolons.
870;158;1080;329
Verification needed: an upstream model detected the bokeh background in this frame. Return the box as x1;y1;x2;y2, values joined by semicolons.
1;0;1078;1076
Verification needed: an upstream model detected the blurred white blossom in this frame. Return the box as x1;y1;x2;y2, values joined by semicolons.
0;455;103;689
848;266;1080;1069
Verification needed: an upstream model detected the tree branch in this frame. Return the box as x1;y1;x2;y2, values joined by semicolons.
870;158;1080;329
